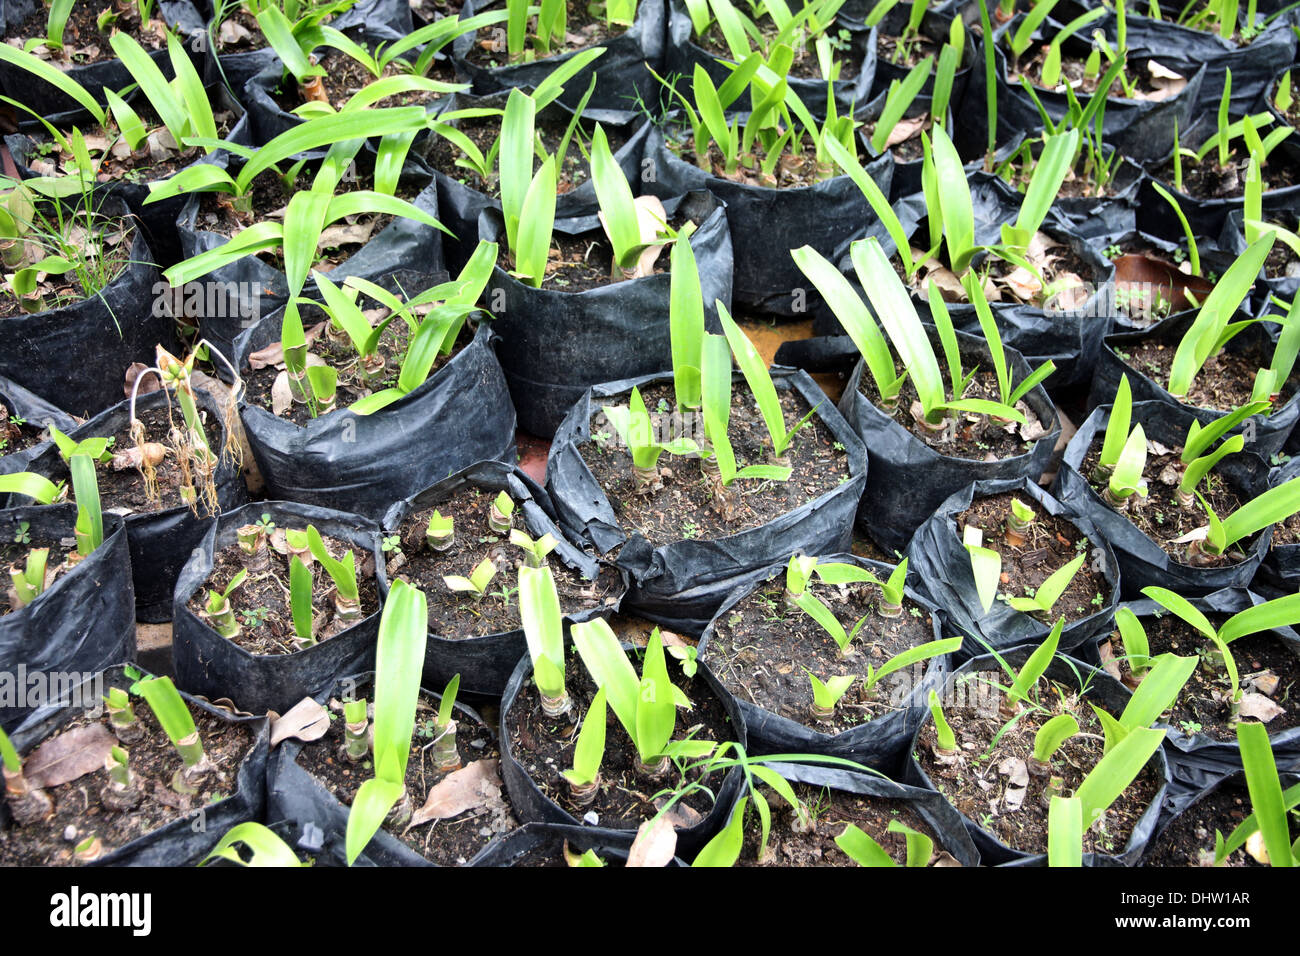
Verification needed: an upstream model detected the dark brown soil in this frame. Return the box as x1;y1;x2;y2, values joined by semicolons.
705;571;942;735
241;307;468;426
1112;333;1298;412
213;8;263;53
184;526;380;656
1014;48;1167;98
1264;241;1300;280
664;127;864;190
736;779;945;866
0;703;253;865
916;672;1164;856
694;23;860;82
0;521;73;617
528;210;695;292
297;690;518;865
466;0;624;67
858;350;1051;460
1142;781;1300;866
269;50;458;113
411;0;464;25
392;484;622;638
40;403;223;516
1080;431;1254;565
1106;614;1299;742
879;32;939;70
957;493;1109;625
0;404;48;458
1151;143;1299;201
13;0;169;65
425;111;630;198
505;647;736;829
0;215;133;319
582;382;850;547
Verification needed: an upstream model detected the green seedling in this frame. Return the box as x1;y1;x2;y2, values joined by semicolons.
7;548;49;610
1002;553;1087;617
603;386;699;489
806;670;857;721
1033;714;1080;773
430;674;462;772
204;568;248;639
964;525;1002;615
133;675;212;793
1113;606;1152;679
1000;617;1065;716
1214;723;1299;866
444;557;498;602
561;686;607;806
520;564;569;716
489;491;515;534
1139;588;1300;728
0;725;51;825
425;511;454;552
1191;477;1300;561
570;619;715;773
345;578;428;864
104;686;142;743
306;525;360;624
343;697;369;763
100;745;139;811
1176;401;1269;506
929;690;958;754
289;555;314;648
1048;794;1084;867
1006;497;1036;546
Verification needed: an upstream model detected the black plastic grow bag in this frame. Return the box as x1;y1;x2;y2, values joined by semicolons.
232;312;516;517
3;664;268;865
266;672;508;866
1053;401;1274;596
378;459;625;697
0;0;205;120
471;820;686;866
1142;767;1300;862
1259;453;1300;589
0;373;76;474
171;500;386;715
451;0;666;120
904;648;1170;866
18;387;248;623
0;506;133;732
907;477;1121;659
0;198;173;419
498;638;746;858
546;367;868;632
663;0;876;118
838;327;1061;553
176;172;447;360
697;555;954;769
641;119;893;316
479;189;731;438
1114;588;1300;778
1089;308;1300;460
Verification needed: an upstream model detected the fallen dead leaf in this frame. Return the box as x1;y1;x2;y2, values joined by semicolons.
1238;693;1285;724
1098;640;1123;681
626;815;677;867
884;115;928;148
218;18;253;45
271;371;294;416
407;758;503;828
24;723;117;789
247;322;327;369
318;221;377;250
270;698;331;746
124;362;163;398
933;851;963;867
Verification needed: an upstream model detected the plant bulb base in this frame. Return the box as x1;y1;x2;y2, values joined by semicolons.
1102;487;1132;512
333;594;363;626
4;770;53;825
877;600;903;619
568;776;600;807
638;755;672;782
539;692;573;718
73;836;104;862
100;779;141;812
810;703;837;723
426;532;454;553
432;720;461;772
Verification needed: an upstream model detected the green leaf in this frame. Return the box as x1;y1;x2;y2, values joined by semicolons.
371;578;428;785
519;565;566;699
794;590;849;650
717;303;792;456
69;454;101;553
306;525;357;603
1033;553;1087;613
692;797;748;867
1075;727;1165;832
590;124;642;267
1219;592;1300;644
500;88;535;254
563;686;607;786
0;45;104;125
1008;617;1064;706
1219;476;1300;550
1048;796;1083;867
1034;714;1079;763
256;6;324;82
864;637;962;691
1110;423;1148;499
1114;607;1151;674
871;56;934;154
635;630;677;763
1118;653;1198;731
888;818;935;867
514;155;557;287
963;525;1001;615
0;472;60;504
929;127;976;273
671;222;705;410
345;777;405;865
835;823;896;866
202;822;304;867
133;676;197;747
571;618;642;743
289;555;313;644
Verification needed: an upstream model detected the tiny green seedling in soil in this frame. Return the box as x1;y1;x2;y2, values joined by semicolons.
132;675;214;794
520;564;570;716
561;686;607;806
204;568;248;639
510;528;558;568
444;557;498;602
426;510;454;552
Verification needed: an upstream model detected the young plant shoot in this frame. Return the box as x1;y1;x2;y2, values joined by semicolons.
520;564;569;716
0;725;51;825
204;568;248;640
426;511;454;552
431;674;461;773
561;686;607;806
444;557;498;602
570;619;715;777
133;675;213;794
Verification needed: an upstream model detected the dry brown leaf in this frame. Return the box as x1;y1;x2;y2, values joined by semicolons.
1098;639;1123;681
884;115;927;148
408;758;503;827
1002;266;1042;301
925;263;966;301
271;371;294;416
23;723;117;789
933;851;963;867
270;698;331;746
1238;693;1285;724
247;322;327;369
1137;60;1188;102
318;221;376;250
218;19;254;44
626;815;677;867
123;362;163;398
